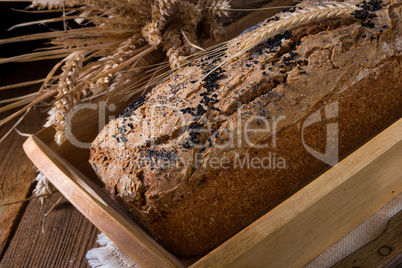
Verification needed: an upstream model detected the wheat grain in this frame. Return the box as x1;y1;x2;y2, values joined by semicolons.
207;0;231;17
83;0;133;16
142;1;170;46
177;2;203;54
179;1;202;26
157;0;176;17
163;27;184;68
201;0;231;41
29;0;79;10
209;18;226;41
181;28;204;54
87;34;144;94
142;20;163;46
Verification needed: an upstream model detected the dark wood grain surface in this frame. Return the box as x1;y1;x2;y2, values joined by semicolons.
0;108;40;258
1;192;98;268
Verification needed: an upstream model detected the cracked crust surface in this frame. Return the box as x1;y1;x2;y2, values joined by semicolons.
90;0;402;256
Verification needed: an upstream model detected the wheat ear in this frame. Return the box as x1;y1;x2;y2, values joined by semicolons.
200;2;358;78
237;2;358;52
44;51;85;145
33;170;53;205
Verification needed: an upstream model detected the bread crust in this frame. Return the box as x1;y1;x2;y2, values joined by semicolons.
90;0;402;256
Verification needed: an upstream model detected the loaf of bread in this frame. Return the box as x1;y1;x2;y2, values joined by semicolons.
90;0;401;256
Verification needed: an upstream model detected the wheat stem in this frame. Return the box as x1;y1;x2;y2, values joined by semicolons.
0;109;30;145
0;194;50;207
44;196;64;217
0;78;47;91
7;15;94;31
0;90;57;128
14;128;32;137
181;29;205;52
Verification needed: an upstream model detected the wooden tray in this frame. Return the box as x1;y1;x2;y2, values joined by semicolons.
21;1;402;266
23;117;402;267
